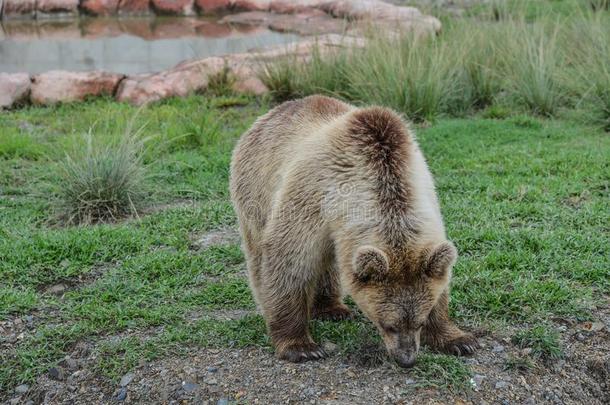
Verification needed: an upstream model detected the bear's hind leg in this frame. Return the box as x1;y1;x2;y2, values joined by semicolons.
423;290;479;356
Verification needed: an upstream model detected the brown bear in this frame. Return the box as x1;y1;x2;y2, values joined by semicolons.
230;95;478;367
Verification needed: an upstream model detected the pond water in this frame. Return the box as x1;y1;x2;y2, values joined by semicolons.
0;17;300;75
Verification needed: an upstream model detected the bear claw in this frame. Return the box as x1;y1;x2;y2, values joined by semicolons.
442;334;480;357
278;343;327;363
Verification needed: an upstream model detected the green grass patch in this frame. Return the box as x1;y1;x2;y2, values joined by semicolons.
411;352;473;393
504;355;536;372
512;325;563;360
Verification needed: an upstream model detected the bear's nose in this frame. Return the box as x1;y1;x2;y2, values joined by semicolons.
394;352;417;368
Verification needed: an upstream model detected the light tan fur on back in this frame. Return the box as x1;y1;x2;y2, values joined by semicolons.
230;95;478;365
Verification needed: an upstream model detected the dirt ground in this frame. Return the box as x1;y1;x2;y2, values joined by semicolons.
4;306;609;405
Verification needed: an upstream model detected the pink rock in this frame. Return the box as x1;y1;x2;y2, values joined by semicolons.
220;11;275;25
270;0;325;14
222;11;344;36
36;0;79;15
195;0;231;14
230;66;268;95
233;0;271;12
118;0;151;14
267;12;346;35
80;0;120;15
2;0;37;18
151;0;195;15
116;58;225;105
31;71;125;105
0;73;31;109
319;0;440;34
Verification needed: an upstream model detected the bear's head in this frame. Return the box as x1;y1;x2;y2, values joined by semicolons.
349;242;457;368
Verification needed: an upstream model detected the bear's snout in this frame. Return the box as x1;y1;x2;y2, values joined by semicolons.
385;332;420;368
390;348;418;368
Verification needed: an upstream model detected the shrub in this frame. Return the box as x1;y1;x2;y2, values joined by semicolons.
565;14;610;130
206;66;236;97
500;22;564;116
57;131;146;225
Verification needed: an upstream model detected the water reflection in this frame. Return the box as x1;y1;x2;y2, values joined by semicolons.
0;17;300;74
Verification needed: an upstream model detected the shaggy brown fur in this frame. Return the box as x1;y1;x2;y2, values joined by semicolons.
230;95;478;366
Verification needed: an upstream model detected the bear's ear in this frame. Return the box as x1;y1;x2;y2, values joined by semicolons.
424;241;457;279
354;246;389;283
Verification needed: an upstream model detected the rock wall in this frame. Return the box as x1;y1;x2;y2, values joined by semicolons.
1;0;441;27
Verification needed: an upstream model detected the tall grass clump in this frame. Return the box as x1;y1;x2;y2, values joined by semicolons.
262;46;351;102
262;32;456;122
445;23;503;113
347;32;456;122
57;130;146;225
261;6;608;122
499;21;564;116
565;14;610;130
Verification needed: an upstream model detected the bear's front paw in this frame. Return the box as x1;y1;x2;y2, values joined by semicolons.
277;341;327;363
313;304;353;321
441;333;479;356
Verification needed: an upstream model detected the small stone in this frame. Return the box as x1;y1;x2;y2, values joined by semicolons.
590;322;605;332
217;399;229;405
553;360;566;373
495;380;509;389
120;373;135;387
206;366;218;373
117;387;127;401
322;341;338;354
205;377;218;385
60;357;79;371
557;325;567;332
522;347;533;355
492;344;505;353
576;333;587;342
49;366;66;381
46;284;68;295
15;384;29;394
182;381;199;392
473;374;485;390
405;378;416;385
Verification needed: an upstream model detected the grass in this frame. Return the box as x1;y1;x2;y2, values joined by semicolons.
512;325;563;360
504;355;535;373
262;3;610;125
